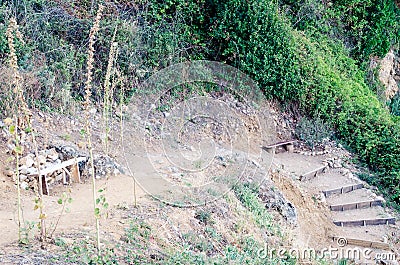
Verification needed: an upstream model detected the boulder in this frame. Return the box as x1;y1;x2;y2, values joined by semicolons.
259;184;297;225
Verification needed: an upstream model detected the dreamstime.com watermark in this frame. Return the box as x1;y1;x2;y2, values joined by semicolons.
256;237;398;262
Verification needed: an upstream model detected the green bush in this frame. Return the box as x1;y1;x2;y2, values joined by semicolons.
390;92;400;116
209;0;304;101
207;0;400;203
279;0;400;61
295;116;332;150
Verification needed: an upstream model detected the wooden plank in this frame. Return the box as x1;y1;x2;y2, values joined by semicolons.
366;218;395;226
70;163;81;183
329;199;384;211
29;157;86;176
323;183;364;197
41;175;49;196
264;140;296;150
333;220;365;227
332;236;390;250
30;157;86;196
300;165;327;181
333;217;395;227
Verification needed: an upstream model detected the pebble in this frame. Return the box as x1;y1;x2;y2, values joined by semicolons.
19;165;28;175
4;169;14;177
46;148;59;161
20;181;29;190
19;174;28;181
55;173;64;182
20;156;34;168
37;155;46;165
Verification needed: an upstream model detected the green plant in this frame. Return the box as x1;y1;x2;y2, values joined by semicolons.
20;221;36;245
49;190;73;238
280;0;400;62
233;184;274;232
295;116;332;150
62;239;118;265
194;210;213;225
390;92;400;116
95;188;109;219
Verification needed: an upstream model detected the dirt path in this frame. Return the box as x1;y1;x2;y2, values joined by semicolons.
0;173;146;246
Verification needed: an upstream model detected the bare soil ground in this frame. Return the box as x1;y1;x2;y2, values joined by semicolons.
0;95;399;264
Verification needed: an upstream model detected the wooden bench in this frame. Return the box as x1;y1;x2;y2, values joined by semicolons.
323;183;364;198
300;165;328;181
263;140;296;153
29;157;86;195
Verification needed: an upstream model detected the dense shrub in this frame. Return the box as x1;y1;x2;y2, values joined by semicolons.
390;92;400;116
295;116;332;150
209;0;400;203
279;0;400;62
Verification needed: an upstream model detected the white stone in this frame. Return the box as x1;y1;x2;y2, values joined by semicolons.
4;170;14;177
55;174;64;182
37;155;46;165
20;181;29;190
19;165;28;175
19;174;27;181
20;156;35;168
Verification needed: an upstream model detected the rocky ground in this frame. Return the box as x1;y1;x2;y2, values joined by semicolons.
0;93;398;264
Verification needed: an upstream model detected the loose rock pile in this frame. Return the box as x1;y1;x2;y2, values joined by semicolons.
4;148;82;191
4;143;124;193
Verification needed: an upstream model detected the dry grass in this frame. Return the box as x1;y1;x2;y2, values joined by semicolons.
83;4;104;252
6;17;48;242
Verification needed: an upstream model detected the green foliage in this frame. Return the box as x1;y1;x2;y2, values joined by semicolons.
19;221;36;245
61;239;118;265
233;183;274;231
390;92;400;116
194;210;213;225
295;116;332;150
95;188;109;219
280;0;400;61
206;0;400;203
1;0;399;205
209;0;303;101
